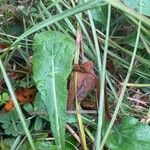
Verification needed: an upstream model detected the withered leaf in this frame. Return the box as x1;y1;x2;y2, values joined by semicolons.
81;99;97;110
15;88;37;104
4;88;37;112
67;61;97;109
4;100;14;112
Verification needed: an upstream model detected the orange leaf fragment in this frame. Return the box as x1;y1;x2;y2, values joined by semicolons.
3;88;37;112
4;100;14;112
15;88;37;104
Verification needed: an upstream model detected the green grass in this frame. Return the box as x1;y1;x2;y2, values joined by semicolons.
0;0;149;149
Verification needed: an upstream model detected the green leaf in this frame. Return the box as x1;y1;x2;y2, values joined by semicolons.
105;117;150;150
33;92;49;121
33;31;75;149
34;116;42;131
91;5;108;27
123;0;150;16
0;110;30;137
2;93;9;101
0;138;16;150
118;33;146;49
0;92;10;105
23;103;34;112
34;141;58;150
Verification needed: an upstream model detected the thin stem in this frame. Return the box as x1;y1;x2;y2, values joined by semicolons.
69;0;96;55
0;59;35;150
100;5;142;149
86;3;102;71
54;1;76;34
124;83;150;87
95;4;111;149
74;25;87;150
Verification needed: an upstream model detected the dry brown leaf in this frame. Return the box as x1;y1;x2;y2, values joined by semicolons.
106;59;115;74
15;88;37;103
67;61;97;110
8;72;25;80
81;99;97;110
0;43;8;50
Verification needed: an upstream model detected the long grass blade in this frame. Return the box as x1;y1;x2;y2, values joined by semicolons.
95;4;111;149
104;0;150;26
0;59;35;150
12;1;102;46
100;2;143;149
74;26;87;150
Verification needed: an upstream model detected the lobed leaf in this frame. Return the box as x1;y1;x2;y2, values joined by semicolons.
105;117;150;150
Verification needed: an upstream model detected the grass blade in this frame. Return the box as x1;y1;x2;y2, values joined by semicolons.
12;1;103;46
0;59;35;150
95;4;111;149
100;3;142;149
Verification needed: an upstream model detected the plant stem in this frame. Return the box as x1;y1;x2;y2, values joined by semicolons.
75;25;87;150
125;83;150;87
95;4;111;149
